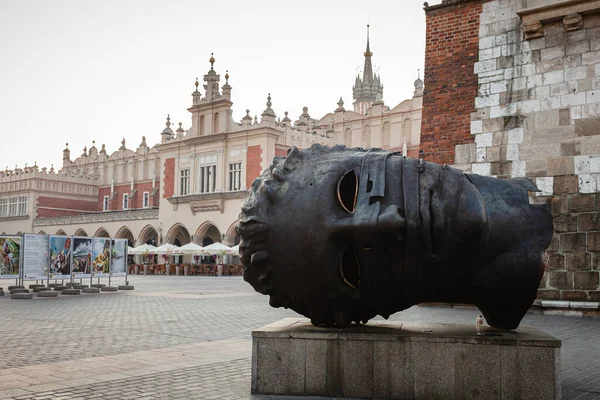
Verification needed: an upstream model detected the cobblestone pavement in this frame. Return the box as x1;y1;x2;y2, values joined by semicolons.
0;276;599;399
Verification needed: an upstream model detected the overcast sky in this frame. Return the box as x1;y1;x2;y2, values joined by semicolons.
0;0;441;170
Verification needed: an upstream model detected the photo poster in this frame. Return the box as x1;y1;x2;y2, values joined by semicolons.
91;238;110;277
72;237;93;278
48;235;72;279
0;235;21;279
23;234;49;280
110;239;127;277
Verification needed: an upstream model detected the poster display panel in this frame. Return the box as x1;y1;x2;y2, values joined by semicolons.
23;234;49;280
110;239;127;277
72;237;93;278
92;238;110;277
49;236;72;279
0;235;21;279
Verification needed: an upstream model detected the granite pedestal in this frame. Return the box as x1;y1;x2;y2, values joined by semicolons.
252;318;561;400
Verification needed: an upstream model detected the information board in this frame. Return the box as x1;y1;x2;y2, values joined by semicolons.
23;234;49;280
92;238;110;277
110;239;127;277
48;235;72;279
0;235;21;279
72;236;92;278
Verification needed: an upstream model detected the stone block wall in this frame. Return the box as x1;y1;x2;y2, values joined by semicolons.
464;0;600;301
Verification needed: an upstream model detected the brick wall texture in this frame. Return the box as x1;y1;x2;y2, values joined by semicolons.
420;0;482;165
431;0;600;300
36;196;98;217
163;158;175;199
246;145;263;189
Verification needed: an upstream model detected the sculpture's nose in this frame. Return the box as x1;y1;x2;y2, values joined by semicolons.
377;205;406;235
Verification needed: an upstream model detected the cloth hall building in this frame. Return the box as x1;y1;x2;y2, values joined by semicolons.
0;38;423;249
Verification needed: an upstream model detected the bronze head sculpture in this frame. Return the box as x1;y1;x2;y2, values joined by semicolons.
236;145;553;330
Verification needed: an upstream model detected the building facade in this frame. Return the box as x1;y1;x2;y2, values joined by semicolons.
0;32;423;251
422;0;600;303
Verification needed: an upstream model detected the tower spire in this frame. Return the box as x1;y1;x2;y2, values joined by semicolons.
363;24;373;85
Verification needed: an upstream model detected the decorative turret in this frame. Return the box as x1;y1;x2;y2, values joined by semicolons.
176;122;185;138
119;137;127;150
63;142;71;167
281;111;291;126
352;25;384;114
192;77;202;105
203;53;221;102
222;70;232;101
335;97;345;113
413;69;424;98
161;115;174;143
89;141;98;157
242;109;253;127
261;93;276;118
296;107;310;127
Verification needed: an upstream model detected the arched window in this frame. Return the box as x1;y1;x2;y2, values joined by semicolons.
362;126;371;148
213;112;220;133
344;128;352;147
382;122;391;147
199;115;205;135
403;119;412;144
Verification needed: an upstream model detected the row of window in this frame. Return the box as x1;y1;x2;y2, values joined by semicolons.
179;162;242;196
102;192;150;211
0;196;28;217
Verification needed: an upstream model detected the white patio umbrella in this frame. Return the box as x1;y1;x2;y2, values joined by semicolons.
127;246;135;254
130;243;157;254
179;242;204;254
153;243;182;254
230;244;240;256
201;242;232;255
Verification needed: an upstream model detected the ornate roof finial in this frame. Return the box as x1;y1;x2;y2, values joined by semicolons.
364;24;372;58
65;142;69;148
166;114;171;128
50;164;54;172
195;77;199;90
120;137;126;150
261;93;276;118
177;122;184;133
92;140;95;146
209;53;215;70
225;70;229;84
338;97;344;108
100;144;106;154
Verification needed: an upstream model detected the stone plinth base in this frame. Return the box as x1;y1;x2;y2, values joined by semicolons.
118;285;134;290
101;286;118;292
91;284;106;288
61;289;81;295
82;287;100;294
11;293;33;300
38;291;59;298
252;318;561;400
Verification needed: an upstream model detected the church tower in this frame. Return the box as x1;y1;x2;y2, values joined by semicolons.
352;25;383;114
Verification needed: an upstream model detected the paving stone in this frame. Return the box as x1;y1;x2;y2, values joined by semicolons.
0;277;599;399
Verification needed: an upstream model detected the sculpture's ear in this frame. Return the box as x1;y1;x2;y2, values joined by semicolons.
507;177;540;192
283;146;302;172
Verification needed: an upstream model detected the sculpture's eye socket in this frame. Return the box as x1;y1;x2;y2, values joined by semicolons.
339;246;360;289
337;170;359;214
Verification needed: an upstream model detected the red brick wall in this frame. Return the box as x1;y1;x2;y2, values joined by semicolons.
246;145;263;189
275;148;288;157
98;182;157;211
420;0;482;165
163;158;175;199
37;196;97;217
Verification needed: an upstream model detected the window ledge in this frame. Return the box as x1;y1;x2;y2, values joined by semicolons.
518;0;600;39
167;191;247;215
